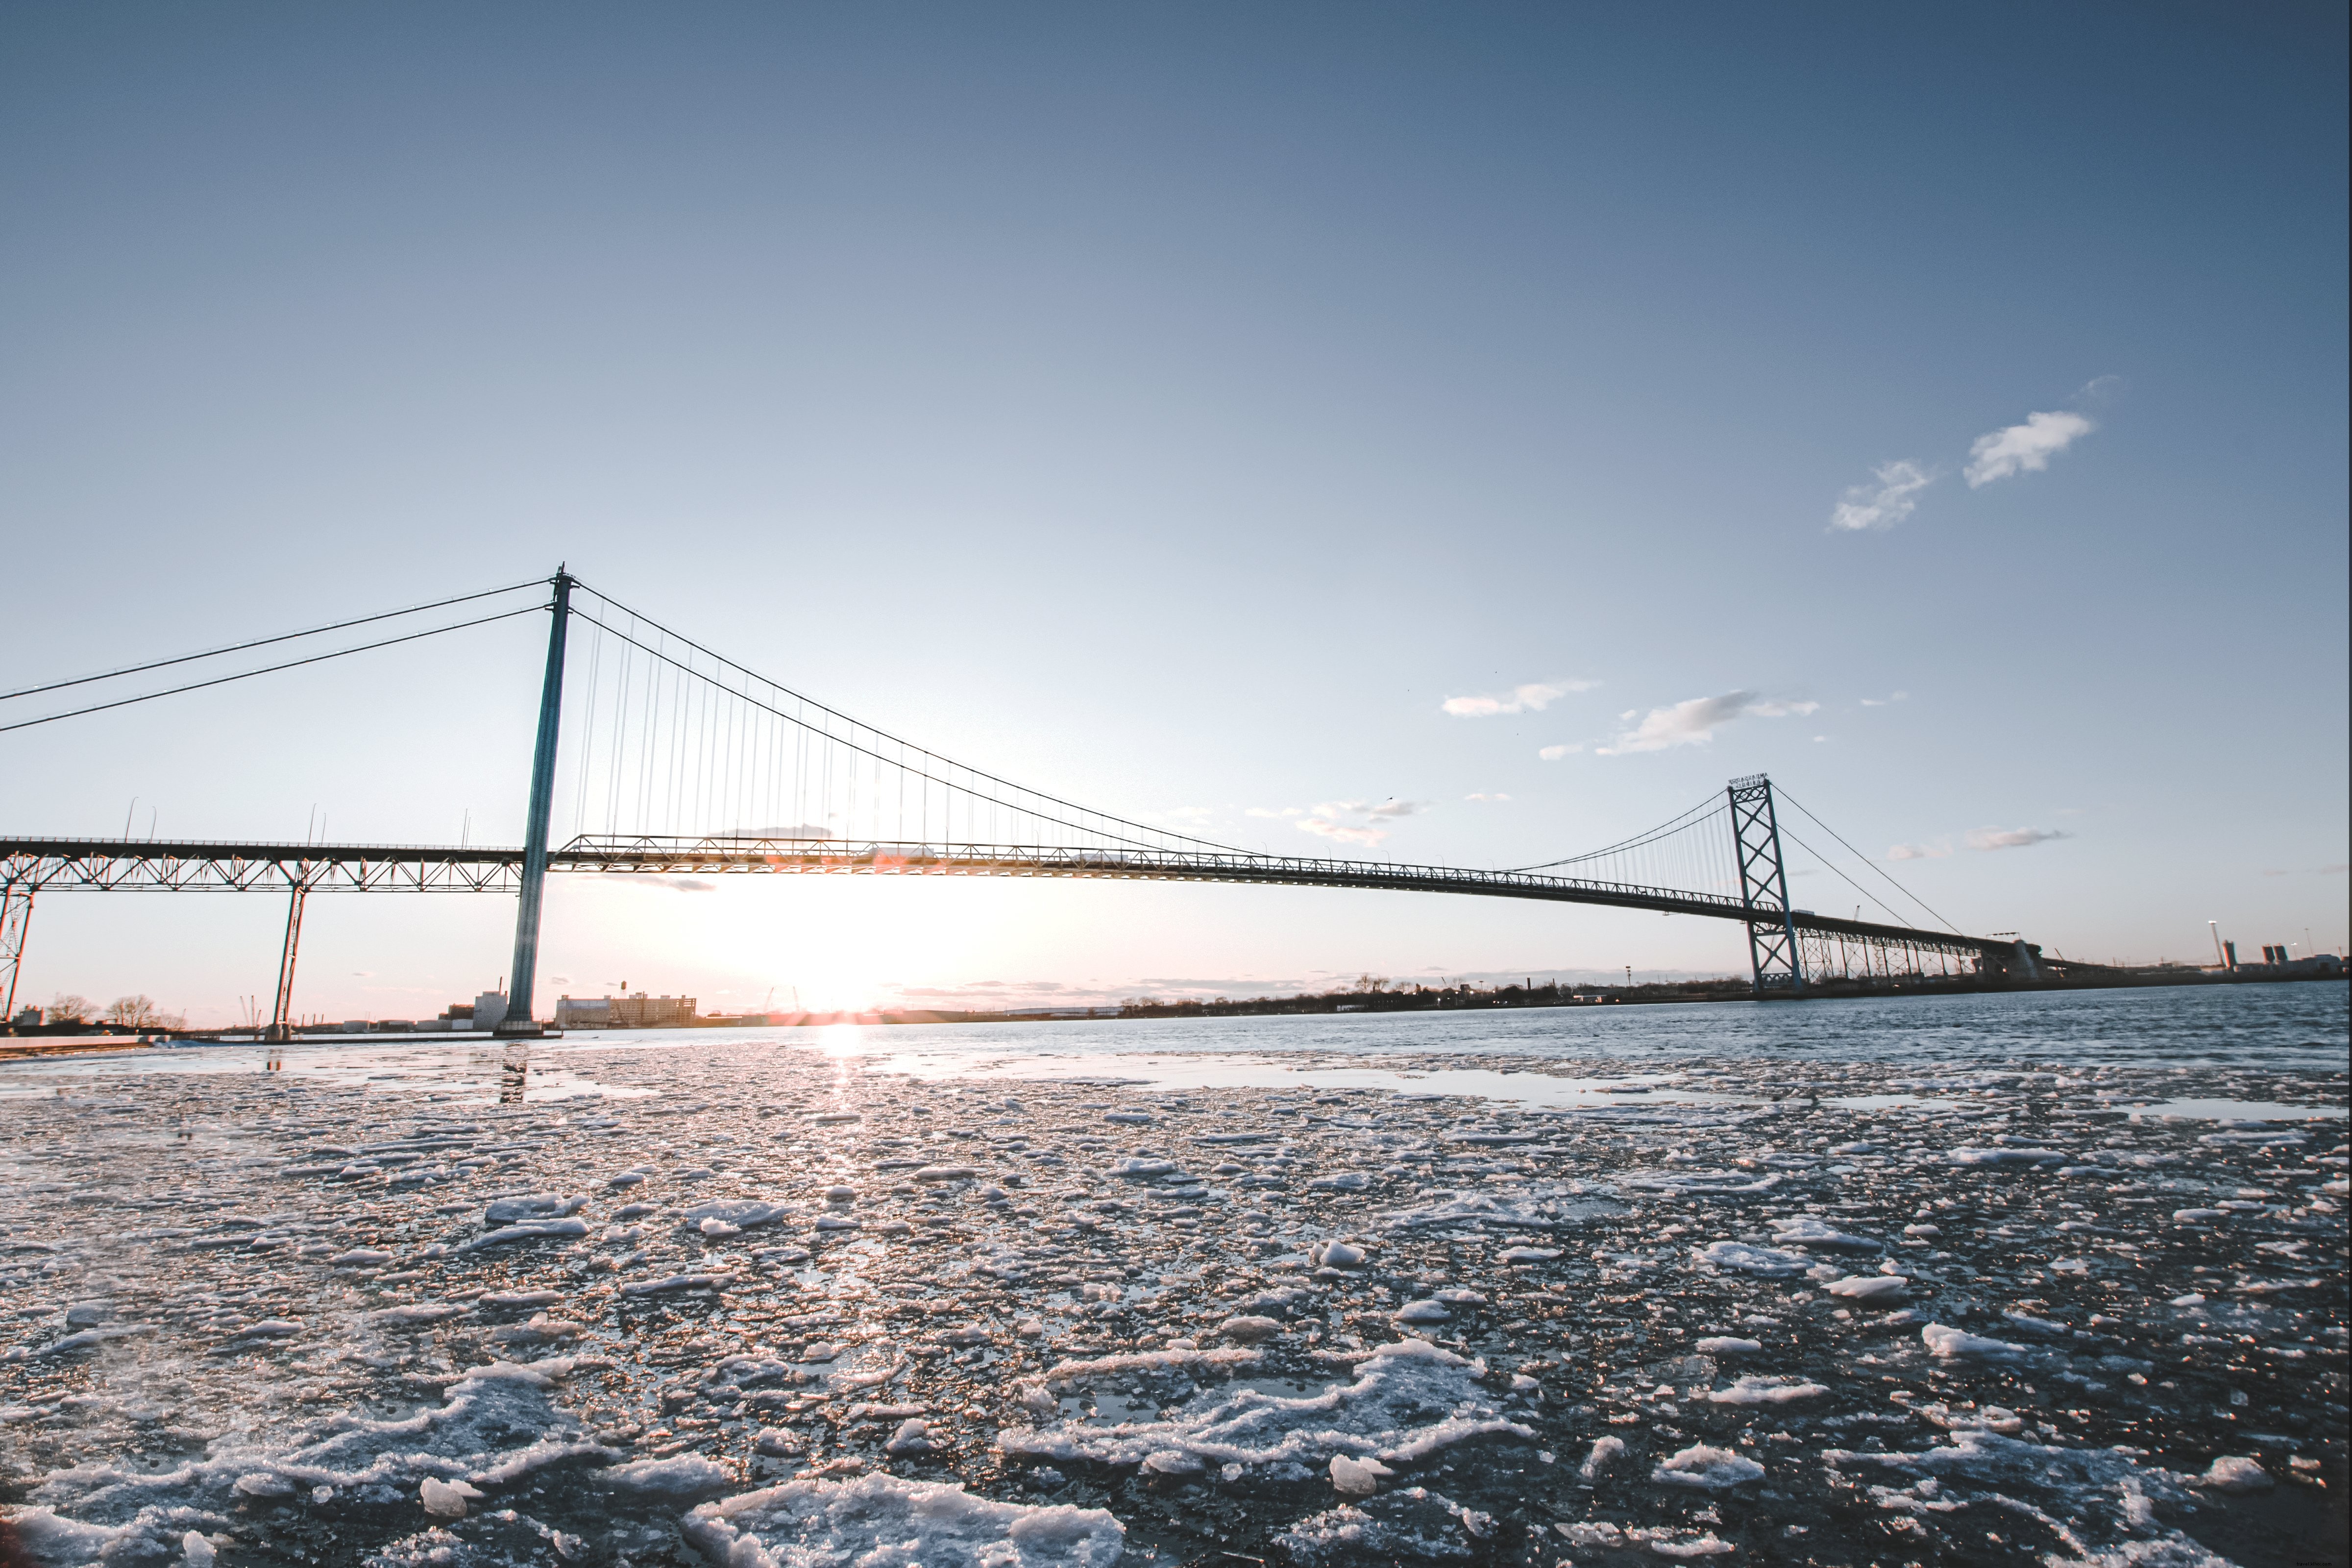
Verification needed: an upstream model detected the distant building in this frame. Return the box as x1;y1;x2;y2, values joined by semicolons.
11;1007;41;1028
554;991;694;1028
472;991;509;1032
554;996;610;1028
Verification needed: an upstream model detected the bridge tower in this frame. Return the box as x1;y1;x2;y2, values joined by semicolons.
497;570;573;1035
1;881;31;1023
1727;773;1805;998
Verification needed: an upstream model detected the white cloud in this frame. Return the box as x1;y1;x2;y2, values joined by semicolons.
1831;460;1936;531
1887;841;1951;861
1537;744;1580;761
1965;826;2071;851
1441;678;1598;718
1296;798;1427;847
1859;690;1909;707
1597;691;1818;755
1963;410;2094;488
1464;792;1512;802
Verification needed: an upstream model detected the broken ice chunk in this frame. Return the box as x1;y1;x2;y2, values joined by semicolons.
485;1195;587;1224
884;1418;933;1455
1393;1300;1451;1325
1217;1315;1285;1345
1706;1376;1826;1405
1768;1217;1880;1253
1496;1246;1561;1264
684;1200;791;1229
1580;1436;1625;1479
682;1474;1124;1568
461;1219;590;1251
1696;1241;1810;1276
1329;1454;1393;1495
1824;1274;1908;1303
1651;1445;1765;1488
1945;1147;2062;1167
2196;1456;2271;1493
1693;1337;1762;1356
419;1476;483;1519
1920;1323;2027;1360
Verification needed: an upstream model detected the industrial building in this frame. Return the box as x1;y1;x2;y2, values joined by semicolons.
553;992;697;1029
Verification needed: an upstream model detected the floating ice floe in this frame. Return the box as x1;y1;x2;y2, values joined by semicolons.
1692;1337;1760;1355
2195;1455;2271;1493
619;1273;731;1297
1768;1216;1880;1252
684;1473;1127;1568
482;1195;586;1224
1694;1241;1811;1276
1003;1340;1534;1477
684;1199;792;1229
1919;1323;2028;1360
1824;1274;1908;1302
460;1219;589;1251
1706;1375;1826;1405
1944;1147;2063;1166
1650;1445;1764;1488
1275;1488;1495;1564
1379;1185;1615;1232
15;1357;621;1563
1621;1170;1782;1197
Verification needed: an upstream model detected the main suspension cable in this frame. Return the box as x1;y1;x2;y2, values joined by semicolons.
0;605;546;736
567;582;1257;856
1501;795;1727;873
0;577;549;705
1775;786;1963;934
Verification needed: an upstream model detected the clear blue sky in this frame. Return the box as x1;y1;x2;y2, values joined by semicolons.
3;2;2344;1022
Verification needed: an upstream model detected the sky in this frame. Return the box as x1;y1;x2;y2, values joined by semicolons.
1;2;2345;1024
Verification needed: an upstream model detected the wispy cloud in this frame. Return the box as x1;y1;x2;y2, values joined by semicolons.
1464;792;1512;802
1297;798;1427;847
1964;410;2095;488
1597;692;1817;755
1887;841;1951;861
1859;690;1910;708
1537;744;1581;761
1441;678;1598;717
1831;460;1936;532
1964;826;2071;851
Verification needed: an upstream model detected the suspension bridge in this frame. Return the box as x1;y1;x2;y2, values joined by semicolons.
0;571;2047;1036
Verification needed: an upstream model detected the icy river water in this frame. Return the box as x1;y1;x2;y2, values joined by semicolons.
2;985;2344;1568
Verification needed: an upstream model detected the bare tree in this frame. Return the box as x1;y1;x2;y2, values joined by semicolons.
105;995;164;1028
47;993;93;1024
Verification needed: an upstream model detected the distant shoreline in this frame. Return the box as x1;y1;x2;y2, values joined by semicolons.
5;968;2338;1053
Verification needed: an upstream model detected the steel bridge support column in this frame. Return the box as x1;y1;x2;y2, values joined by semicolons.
267;879;309;1043
1728;774;1804;999
1;881;32;1026
500;570;573;1036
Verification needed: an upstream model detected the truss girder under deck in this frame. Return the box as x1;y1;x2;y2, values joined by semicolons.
0;834;2034;979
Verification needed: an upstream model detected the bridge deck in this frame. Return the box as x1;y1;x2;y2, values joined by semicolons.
1;835;2010;959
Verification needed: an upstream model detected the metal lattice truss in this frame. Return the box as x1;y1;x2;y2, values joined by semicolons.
0;833;2034;973
0;840;523;894
1727;775;1804;993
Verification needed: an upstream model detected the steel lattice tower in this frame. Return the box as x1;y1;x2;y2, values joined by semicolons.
1728;773;1804;998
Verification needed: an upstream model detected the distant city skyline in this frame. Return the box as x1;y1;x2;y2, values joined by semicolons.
2;3;2344;1024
